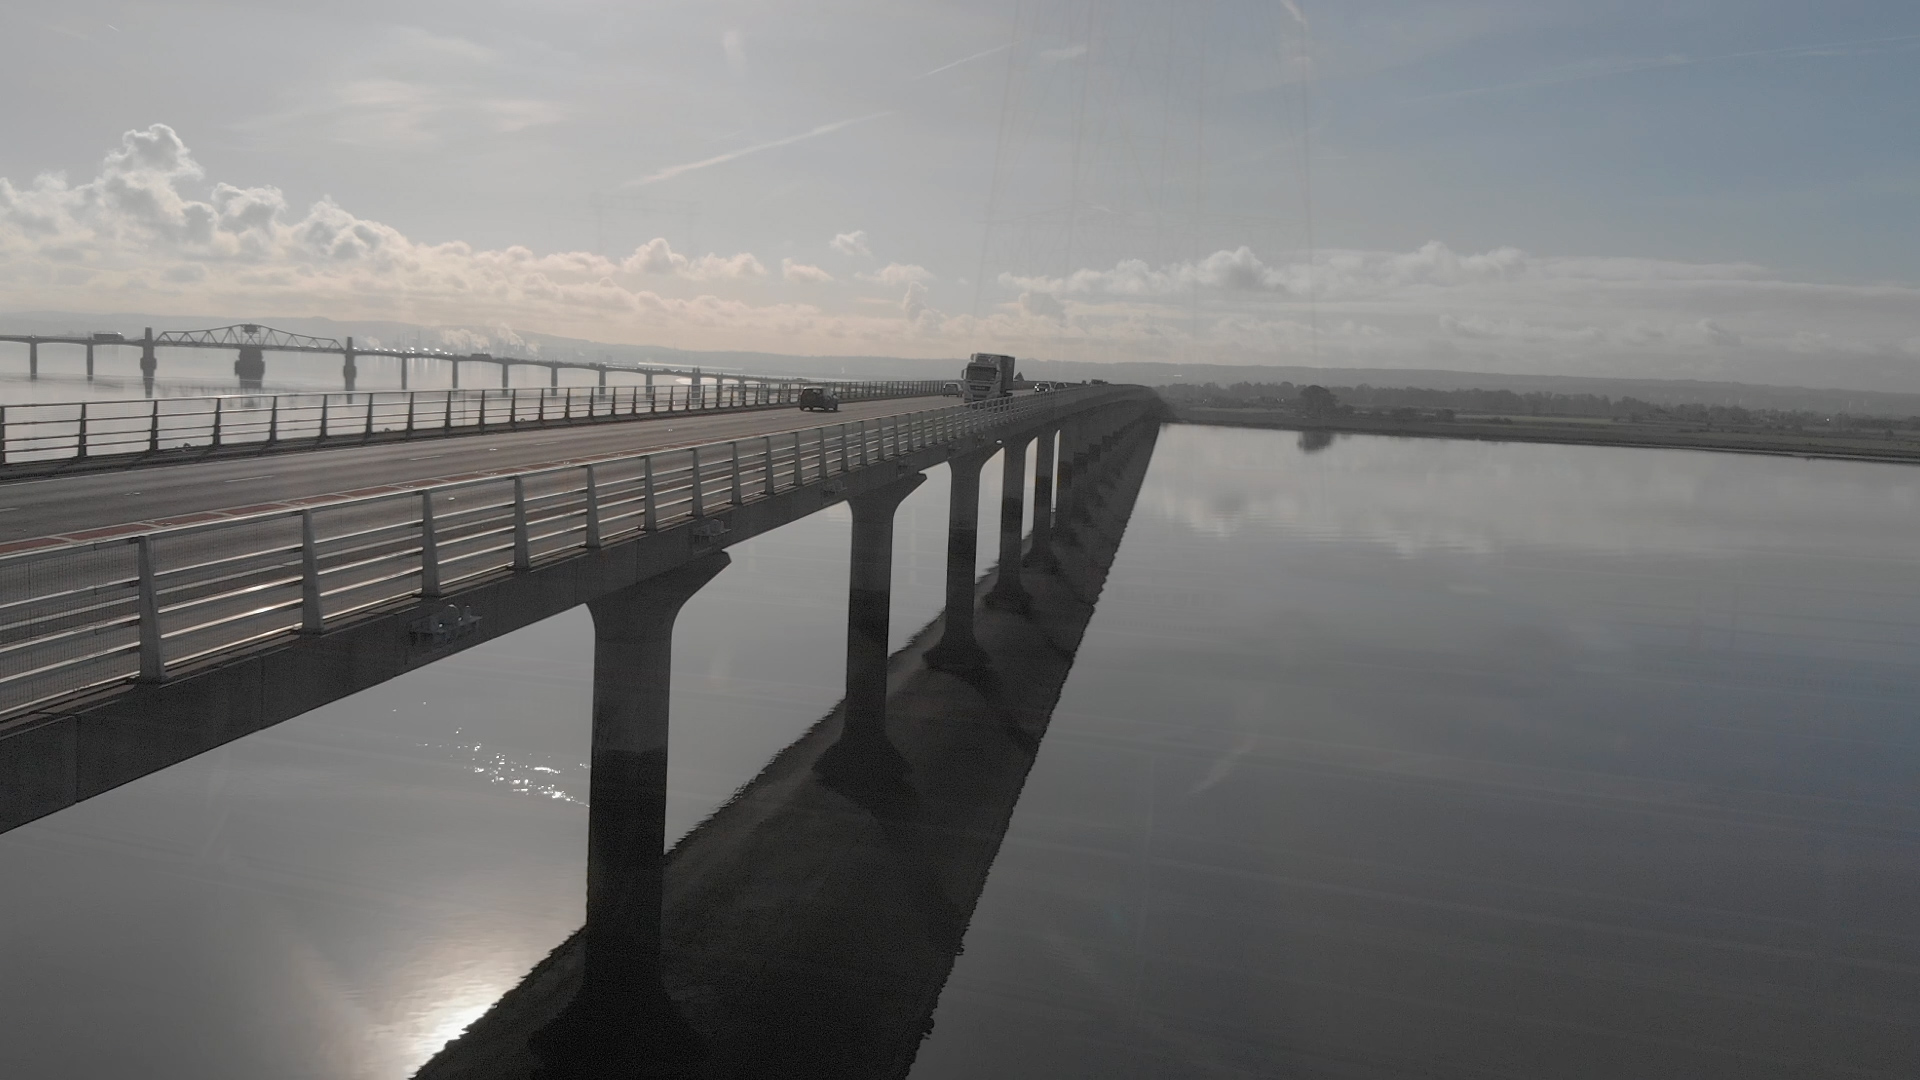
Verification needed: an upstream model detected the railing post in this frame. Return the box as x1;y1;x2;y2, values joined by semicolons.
584;464;603;548
419;491;442;597
318;395;330;440
406;392;416;435
478;389;488;431
512;388;521;429
642;456;659;532
513;477;532;570
729;441;744;505
268;397;279;443
211;397;224;448
76;403;88;459
364;393;375;438
690;447;705;518
838;423;849;472
148;400;159;453
539;390;548;424
443;390;453;432
300;510;324;633
763;435;776;496
0;404;7;466
792;430;803;486
137;535;165;681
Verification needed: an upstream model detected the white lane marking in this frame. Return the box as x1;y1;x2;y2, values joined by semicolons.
0;507;15;513
221;474;277;483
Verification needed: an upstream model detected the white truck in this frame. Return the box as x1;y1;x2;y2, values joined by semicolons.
961;353;1017;403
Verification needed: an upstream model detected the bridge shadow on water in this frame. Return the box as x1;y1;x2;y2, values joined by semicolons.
415;424;1162;1079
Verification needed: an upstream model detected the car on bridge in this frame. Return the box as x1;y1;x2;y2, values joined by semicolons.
798;386;841;412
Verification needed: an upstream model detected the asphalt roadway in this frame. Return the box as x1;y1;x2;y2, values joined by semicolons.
0;395;949;547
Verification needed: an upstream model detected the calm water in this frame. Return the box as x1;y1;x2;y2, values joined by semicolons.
4;424;1920;1077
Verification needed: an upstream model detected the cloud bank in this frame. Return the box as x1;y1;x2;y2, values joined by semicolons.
5;126;1920;388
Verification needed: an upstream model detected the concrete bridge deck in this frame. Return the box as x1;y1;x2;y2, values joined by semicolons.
0;387;1159;834
0;394;947;548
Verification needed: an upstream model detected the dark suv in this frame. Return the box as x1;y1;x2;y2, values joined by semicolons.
798;386;841;412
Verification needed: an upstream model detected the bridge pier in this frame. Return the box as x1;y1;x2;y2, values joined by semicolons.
817;473;927;786
451;360;460;390
140;328;157;397
528;553;730;1074
502;362;512;390
550;365;559;391
986;434;1031;612
1023;427;1059;572
342;338;357;393
926;446;997;673
400;357;409;391
27;340;36;380
645;372;655;408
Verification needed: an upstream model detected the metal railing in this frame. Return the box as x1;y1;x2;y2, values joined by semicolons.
0;387;1129;720
0;380;946;467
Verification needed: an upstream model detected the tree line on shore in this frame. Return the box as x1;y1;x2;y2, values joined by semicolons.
1157;381;1920;432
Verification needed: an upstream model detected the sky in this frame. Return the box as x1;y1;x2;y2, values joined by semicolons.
2;0;1919;388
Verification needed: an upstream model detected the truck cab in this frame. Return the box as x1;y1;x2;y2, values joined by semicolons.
962;353;1017;403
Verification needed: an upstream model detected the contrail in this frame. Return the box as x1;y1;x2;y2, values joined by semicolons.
1279;0;1308;30
1418;32;1920;103
627;111;894;187
916;42;1011;80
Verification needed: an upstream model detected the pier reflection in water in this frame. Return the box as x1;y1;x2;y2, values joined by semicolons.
417;424;1163;1078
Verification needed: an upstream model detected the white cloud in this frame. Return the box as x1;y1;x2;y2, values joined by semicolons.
620;238;766;280
8;127;1920;390
830;229;871;257
782;258;834;283
858;262;934;287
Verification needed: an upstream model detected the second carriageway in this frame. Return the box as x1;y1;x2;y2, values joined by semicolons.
0;393;952;550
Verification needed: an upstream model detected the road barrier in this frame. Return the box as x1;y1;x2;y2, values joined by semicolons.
0;380;947;468
0;387;1129;719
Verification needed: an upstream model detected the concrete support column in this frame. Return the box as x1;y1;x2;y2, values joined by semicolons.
817;473;927;785
927;446;997;672
501;362;511;389
645;371;655;406
140;327;157;398
28;340;36;380
342;338;357;393
451;360;460;390
529;553;731;1072
550;365;560;390
400;357;409;391
1055;421;1086;549
986;434;1030;611
1023;427;1059;572
85;343;95;382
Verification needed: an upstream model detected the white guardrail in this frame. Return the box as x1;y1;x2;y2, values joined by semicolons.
0;380;945;467
0;387;1126;720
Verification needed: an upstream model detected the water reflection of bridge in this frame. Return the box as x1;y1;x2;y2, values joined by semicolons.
414;421;1161;1078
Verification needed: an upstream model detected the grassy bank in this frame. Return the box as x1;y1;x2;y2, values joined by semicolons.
1168;405;1920;465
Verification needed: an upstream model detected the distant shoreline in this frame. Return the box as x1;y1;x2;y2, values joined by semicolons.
1167;406;1920;466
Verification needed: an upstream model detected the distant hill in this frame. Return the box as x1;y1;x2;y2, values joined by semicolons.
6;309;1919;417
